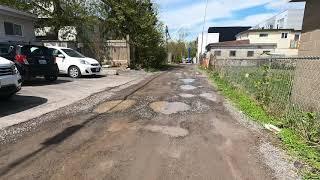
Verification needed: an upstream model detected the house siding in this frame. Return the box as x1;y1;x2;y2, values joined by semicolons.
209;47;276;59
0;14;35;43
299;0;320;56
254;9;304;30
237;31;300;56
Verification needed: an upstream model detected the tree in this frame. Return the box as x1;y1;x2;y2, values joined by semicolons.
0;0;167;69
98;0;167;68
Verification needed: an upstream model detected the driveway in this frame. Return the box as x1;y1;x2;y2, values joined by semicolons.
0;70;150;129
0;65;298;179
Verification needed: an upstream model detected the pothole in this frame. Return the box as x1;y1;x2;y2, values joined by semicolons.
180;85;197;91
94;100;136;113
144;125;189;138
200;93;217;102
179;93;195;98
149;101;191;115
180;78;195;84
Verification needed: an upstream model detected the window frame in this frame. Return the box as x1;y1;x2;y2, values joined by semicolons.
4;22;23;36
247;51;254;57
259;33;268;37
281;32;288;39
229;50;236;57
214;50;221;56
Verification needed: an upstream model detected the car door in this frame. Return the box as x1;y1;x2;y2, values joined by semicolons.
51;49;68;74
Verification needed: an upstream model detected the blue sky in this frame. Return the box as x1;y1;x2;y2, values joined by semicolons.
153;0;306;41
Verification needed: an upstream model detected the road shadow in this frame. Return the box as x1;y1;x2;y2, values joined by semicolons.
22;78;72;87
0;95;48;118
0;117;92;177
58;74;107;79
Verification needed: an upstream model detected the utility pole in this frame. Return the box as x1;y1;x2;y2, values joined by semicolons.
165;25;171;63
200;0;209;57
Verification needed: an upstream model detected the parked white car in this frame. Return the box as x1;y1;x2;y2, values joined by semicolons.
47;46;102;78
0;57;22;99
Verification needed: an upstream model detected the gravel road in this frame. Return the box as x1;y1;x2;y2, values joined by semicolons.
0;65;298;180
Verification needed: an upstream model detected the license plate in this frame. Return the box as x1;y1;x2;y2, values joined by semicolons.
39;60;47;64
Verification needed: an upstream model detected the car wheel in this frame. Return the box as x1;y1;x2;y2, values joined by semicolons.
45;75;58;82
68;66;81;78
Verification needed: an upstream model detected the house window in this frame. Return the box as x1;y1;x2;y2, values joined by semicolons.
214;50;221;56
294;34;300;41
281;33;288;39
259;33;268;37
229;51;236;57
263;51;271;55
247;51;254;57
4;22;22;36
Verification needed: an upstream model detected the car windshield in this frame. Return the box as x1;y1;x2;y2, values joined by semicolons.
62;49;85;58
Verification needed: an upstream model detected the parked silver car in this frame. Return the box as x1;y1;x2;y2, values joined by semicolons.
0;57;22;99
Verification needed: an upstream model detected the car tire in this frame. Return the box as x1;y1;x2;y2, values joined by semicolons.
45;75;58;82
68;66;81;78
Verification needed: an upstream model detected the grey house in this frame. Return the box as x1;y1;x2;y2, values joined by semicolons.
0;5;37;43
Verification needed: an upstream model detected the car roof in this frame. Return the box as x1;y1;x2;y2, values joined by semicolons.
46;46;71;50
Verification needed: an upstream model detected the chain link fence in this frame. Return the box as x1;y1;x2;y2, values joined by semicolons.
206;56;320;145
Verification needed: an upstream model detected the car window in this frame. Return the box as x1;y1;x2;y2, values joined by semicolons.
61;49;85;58
21;46;50;56
0;44;14;56
49;48;63;56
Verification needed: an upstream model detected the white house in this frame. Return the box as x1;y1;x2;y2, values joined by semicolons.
197;33;219;59
0;5;37;43
236;29;301;56
253;9;304;30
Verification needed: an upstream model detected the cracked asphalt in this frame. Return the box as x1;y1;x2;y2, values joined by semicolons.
0;65;291;180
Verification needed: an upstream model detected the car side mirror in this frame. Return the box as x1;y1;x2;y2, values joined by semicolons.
57;54;65;58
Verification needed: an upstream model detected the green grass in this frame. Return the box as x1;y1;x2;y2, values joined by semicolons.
199;67;320;179
221;66;295;117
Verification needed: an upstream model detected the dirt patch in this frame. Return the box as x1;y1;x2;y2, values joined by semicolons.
94;100;136;114
144;125;189;138
180;85;197;91
149;101;191;115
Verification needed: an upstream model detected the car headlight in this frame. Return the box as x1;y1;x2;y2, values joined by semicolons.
80;60;90;65
11;65;19;75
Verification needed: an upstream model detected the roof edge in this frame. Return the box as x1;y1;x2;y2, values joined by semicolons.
0;5;37;19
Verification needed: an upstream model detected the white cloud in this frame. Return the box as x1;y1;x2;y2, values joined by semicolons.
216;13;276;27
156;0;305;40
266;0;305;10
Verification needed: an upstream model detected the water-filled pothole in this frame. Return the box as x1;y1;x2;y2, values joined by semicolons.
180;85;197;91
149;101;190;114
181;79;195;84
94;100;136;113
179;93;195;98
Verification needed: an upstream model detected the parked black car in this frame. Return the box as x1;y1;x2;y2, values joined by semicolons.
0;43;59;82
